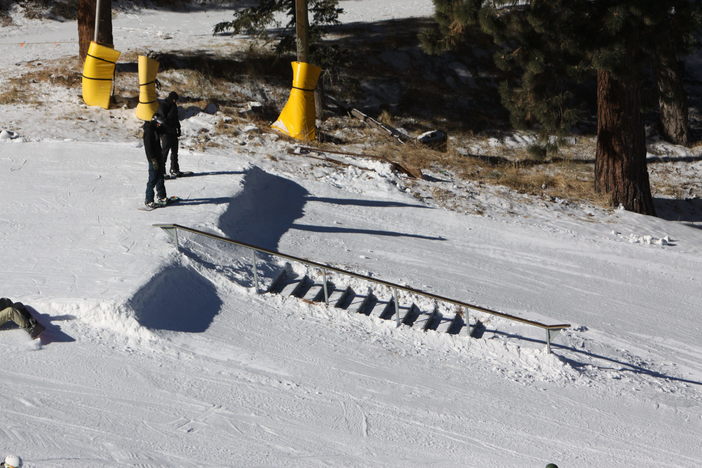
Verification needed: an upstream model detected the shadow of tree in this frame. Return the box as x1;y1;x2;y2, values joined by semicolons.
218;166;308;250
218;166;445;251
654;198;702;226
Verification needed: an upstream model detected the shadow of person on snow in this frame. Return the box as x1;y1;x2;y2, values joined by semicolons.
24;306;76;345
129;264;222;333
180;170;245;177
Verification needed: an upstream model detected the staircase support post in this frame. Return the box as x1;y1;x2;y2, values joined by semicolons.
393;288;401;327
463;307;470;337
252;249;259;293
322;269;329;304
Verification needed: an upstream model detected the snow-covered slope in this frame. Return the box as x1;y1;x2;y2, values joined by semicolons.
1;3;701;467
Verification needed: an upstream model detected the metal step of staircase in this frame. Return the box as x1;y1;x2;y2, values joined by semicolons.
301;281;327;303
279;275;311;298
368;297;394;320
387;303;420;326
413;307;439;331
435;311;465;335
325;285;352;308
267;269;289;294
345;289;373;315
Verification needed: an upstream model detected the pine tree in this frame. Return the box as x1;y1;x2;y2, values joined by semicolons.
419;0;484;55
651;1;701;146
213;0;342;58
423;0;701;215
481;1;588;136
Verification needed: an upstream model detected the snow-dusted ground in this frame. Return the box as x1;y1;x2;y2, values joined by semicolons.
1;3;702;467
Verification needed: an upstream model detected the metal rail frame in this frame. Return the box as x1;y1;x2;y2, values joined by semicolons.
155;224;570;352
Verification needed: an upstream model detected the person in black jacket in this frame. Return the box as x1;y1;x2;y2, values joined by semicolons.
157;91;183;177
143;114;168;208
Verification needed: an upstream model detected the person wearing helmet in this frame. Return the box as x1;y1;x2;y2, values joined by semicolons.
143;114;168;209
1;455;22;468
0;298;40;338
156;90;184;177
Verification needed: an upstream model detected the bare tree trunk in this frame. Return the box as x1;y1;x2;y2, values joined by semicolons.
315;73;325;122
97;0;114;48
656;46;689;146
295;1;324;121
595;70;656;215
77;0;94;62
295;0;309;62
77;0;113;63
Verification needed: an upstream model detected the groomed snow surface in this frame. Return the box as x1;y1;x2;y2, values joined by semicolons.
1;2;702;467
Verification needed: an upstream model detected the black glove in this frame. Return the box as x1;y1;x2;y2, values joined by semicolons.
150;158;159;171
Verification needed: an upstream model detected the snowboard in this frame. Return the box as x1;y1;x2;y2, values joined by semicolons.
139;196;182;211
27;321;45;339
164;171;194;180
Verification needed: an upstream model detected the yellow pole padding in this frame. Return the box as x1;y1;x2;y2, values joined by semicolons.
271;61;322;141
136;55;160;121
81;41;121;109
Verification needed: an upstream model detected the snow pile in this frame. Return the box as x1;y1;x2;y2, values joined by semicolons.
617;232;673;246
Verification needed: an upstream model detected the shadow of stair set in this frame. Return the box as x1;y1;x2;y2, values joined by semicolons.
268;269;467;335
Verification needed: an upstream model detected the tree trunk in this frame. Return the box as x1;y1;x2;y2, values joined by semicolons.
595;69;656;216
77;0;113;63
295;0;309;62
315;72;325;122
97;0;114;48
77;0;94;62
656;48;689;146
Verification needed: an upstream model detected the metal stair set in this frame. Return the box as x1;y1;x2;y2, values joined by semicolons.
269;269;470;336
155;224;570;352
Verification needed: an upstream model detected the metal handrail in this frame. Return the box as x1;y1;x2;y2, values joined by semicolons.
154;223;570;351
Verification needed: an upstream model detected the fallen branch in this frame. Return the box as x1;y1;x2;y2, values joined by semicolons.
326;95;412;144
296;145;422;179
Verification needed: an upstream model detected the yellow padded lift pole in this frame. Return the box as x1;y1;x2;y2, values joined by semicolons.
271;61;322;141
81;41;121;109
136;55;160;121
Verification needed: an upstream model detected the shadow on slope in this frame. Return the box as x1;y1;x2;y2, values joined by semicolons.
219;166;308;251
129;264;222;333
654;198;702;227
488;328;702;387
219;166;445;251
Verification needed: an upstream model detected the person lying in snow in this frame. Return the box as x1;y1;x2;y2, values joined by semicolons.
0;298;41;338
